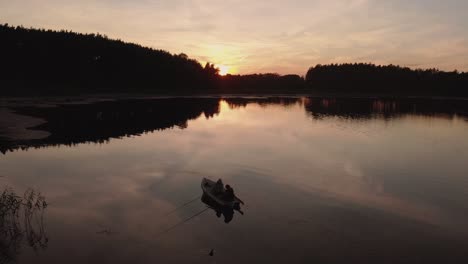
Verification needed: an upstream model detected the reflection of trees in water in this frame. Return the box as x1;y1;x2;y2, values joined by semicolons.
0;97;303;154
1;97;468;155
0;188;48;264
1;98;220;154
223;97;302;109
304;97;468;120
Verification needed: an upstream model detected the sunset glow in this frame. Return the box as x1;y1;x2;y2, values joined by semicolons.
1;0;467;74
217;64;230;76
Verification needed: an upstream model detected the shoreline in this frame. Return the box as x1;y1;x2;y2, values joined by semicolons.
0;108;50;142
1;94;467;144
2;93;468;102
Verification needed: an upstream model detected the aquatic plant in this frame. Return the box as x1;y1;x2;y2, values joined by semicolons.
0;188;48;264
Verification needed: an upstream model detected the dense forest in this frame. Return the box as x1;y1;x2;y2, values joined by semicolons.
1;24;468;96
219;74;305;93
306;63;468;96
0;24;219;95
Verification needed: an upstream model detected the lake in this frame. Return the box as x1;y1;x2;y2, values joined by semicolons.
1;96;468;263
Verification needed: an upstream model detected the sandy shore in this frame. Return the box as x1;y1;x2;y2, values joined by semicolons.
0;96;118;141
0;108;50;141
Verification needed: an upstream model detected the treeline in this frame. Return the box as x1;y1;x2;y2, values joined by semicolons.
0;24;219;95
306;63;468;96
1;24;468;96
219;74;305;93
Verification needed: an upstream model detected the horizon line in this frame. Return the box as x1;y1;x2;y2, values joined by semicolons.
2;22;467;75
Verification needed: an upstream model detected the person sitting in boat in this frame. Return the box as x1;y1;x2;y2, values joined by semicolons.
224;184;235;201
213;179;224;195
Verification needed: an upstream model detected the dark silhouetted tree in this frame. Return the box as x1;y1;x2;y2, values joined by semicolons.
305;63;468;96
0;24;219;95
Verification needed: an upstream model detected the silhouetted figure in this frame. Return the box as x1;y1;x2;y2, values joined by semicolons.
214;179;224;195
224;184;235;201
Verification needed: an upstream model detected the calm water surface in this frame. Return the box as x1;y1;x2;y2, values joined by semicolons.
1;97;468;263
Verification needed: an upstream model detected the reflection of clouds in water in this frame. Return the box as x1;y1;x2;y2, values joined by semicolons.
1;99;468;262
343;162;364;178
201;102;468;231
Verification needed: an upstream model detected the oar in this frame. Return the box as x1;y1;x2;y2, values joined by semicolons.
235;195;245;205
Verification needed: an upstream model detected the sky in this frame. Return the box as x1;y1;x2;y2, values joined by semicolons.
1;0;468;75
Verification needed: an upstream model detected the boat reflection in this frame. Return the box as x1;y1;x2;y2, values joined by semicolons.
200;178;244;224
201;193;244;224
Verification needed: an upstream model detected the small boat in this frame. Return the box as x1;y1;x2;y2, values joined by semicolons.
201;178;242;209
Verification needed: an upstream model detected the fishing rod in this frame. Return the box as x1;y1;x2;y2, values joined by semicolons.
156;206;210;238
164;195;202;216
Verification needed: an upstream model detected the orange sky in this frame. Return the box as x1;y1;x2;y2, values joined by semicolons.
1;0;468;75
